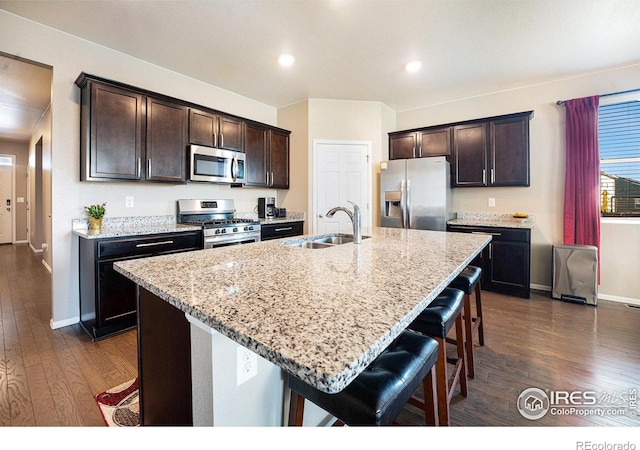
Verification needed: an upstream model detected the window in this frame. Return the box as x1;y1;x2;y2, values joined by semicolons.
598;100;640;217
0;156;13;166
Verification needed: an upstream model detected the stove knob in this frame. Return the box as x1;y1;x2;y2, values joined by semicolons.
215;229;220;235
233;227;238;232
222;229;227;234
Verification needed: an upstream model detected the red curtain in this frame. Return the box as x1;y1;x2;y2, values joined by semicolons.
563;95;601;279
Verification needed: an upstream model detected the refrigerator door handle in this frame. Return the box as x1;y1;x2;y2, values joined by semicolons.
406;179;411;228
400;179;407;228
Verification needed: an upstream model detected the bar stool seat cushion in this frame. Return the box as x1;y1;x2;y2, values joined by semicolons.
288;330;439;426
408;288;464;338
448;266;482;295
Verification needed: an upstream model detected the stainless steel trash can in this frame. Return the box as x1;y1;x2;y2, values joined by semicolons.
552;244;598;306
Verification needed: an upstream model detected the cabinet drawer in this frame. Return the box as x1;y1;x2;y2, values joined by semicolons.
97;232;201;259
260;221;304;241
447;225;529;242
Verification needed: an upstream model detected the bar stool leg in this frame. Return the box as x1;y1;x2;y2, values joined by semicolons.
288;390;305;426
475;282;484;346
434;336;450;425
463;293;475;378
454;314;468;397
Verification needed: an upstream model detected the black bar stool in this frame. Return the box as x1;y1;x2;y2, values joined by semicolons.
447;265;484;378
407;287;467;426
288;330;440;426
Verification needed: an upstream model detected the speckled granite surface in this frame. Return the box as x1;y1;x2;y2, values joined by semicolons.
448;212;535;229
72;215;200;239
114;227;490;394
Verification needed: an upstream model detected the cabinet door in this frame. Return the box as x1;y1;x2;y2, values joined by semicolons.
146;97;188;182
490;115;530;186
89;82;144;180
453;123;487;187
97;260;138;329
419;127;452;157
389;132;416;159
487;240;530;298
189;109;216;147
270;129;290;189
243;122;269;187
218;114;243;152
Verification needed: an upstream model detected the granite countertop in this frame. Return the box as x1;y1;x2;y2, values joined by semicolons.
72;215;201;239
448;212;536;229
114;226;490;394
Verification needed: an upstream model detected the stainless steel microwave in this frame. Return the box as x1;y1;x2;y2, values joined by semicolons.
189;145;245;184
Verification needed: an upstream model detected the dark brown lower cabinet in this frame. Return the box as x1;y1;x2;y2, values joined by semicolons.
260;221;304;241
447;224;531;298
138;287;193;426
79;231;201;340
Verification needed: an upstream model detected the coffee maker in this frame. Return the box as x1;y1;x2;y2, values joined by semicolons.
258;197;276;218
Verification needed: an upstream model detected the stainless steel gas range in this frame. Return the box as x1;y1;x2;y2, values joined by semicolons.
177;199;261;249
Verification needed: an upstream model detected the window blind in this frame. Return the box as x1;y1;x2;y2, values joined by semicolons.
598;100;640;216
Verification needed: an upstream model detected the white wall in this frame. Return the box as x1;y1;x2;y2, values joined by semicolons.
0;10;284;328
397;64;640;303
306;98;395;231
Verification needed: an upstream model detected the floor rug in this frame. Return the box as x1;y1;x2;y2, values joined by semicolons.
94;378;140;427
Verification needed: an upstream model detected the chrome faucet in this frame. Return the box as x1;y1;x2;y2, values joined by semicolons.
326;201;362;243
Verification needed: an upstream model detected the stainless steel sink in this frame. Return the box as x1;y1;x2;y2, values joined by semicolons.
281;233;369;249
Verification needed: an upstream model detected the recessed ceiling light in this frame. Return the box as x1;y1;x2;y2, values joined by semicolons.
279;54;295;67
405;60;422;73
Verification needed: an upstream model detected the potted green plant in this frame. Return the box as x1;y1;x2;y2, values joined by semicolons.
85;202;107;231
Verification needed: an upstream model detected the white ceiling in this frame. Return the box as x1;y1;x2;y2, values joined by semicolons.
1;0;640;142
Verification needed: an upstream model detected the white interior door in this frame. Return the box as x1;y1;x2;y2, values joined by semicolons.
0;157;13;244
313;140;371;235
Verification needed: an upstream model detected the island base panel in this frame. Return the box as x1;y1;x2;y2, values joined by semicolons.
138;287;193;425
188;315;334;426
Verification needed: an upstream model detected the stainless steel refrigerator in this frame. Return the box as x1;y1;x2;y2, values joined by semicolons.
380;156;453;231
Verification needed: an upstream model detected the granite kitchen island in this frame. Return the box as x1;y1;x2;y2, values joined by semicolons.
114;226;490;426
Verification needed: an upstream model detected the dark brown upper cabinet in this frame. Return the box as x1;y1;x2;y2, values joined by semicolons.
389;126;452;160
146;97;188;182
452;122;488;186
243;122;290;189
390;110;532;187
452;111;531;187
77;74;188;182
188;108;243;152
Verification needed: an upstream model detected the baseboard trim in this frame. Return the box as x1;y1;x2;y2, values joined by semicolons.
50;316;79;330
29;243;43;254
41;259;52;273
530;283;640;306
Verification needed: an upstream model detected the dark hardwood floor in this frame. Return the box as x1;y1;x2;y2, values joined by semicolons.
1;243;638;427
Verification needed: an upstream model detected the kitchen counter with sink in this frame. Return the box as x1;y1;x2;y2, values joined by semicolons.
114;226;490;426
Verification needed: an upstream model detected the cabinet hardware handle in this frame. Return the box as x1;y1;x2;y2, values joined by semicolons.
418;145;422;157
412;146;416;158
471;231;502;236
275;227;293;232
148;159;151;176
491;168;495;183
482;169;486;184
136;240;174;248
489;243;492;259
270;171;274;187
220;134;224;148
137;158;141;177
214;133;217;147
